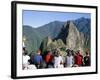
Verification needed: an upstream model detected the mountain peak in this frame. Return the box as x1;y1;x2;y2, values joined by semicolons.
68;21;78;32
63;21;76;30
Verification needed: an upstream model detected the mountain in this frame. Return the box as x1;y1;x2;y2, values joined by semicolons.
40;21;86;55
74;17;90;35
23;21;65;53
74;17;91;50
23;17;90;55
39;36;52;53
23;25;44;53
58;21;85;54
36;21;65;39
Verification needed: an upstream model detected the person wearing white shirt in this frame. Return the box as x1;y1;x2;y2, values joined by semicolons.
22;47;30;70
54;50;64;68
65;49;74;67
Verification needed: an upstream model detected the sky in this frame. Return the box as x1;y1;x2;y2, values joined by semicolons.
23;10;90;28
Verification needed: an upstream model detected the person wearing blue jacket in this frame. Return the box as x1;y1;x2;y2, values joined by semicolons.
33;50;43;69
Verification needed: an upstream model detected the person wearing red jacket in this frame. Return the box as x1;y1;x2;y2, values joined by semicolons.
45;51;54;68
74;50;83;67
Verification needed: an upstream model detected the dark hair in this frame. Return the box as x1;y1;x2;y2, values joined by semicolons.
53;49;59;57
86;51;89;55
67;49;73;56
23;50;28;55
71;50;74;56
23;47;26;51
66;49;70;53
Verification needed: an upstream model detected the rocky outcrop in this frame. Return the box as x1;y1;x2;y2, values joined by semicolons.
65;21;85;55
40;21;87;55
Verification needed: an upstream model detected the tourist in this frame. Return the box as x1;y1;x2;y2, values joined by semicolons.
45;51;54;68
54;49;64;68
32;50;43;69
65;49;74;67
74;50;83;66
22;47;30;70
84;51;90;66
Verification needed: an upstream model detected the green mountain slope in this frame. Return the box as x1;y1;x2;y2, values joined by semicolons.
23;25;44;53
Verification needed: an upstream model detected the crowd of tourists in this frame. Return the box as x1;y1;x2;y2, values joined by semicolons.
22;47;90;70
